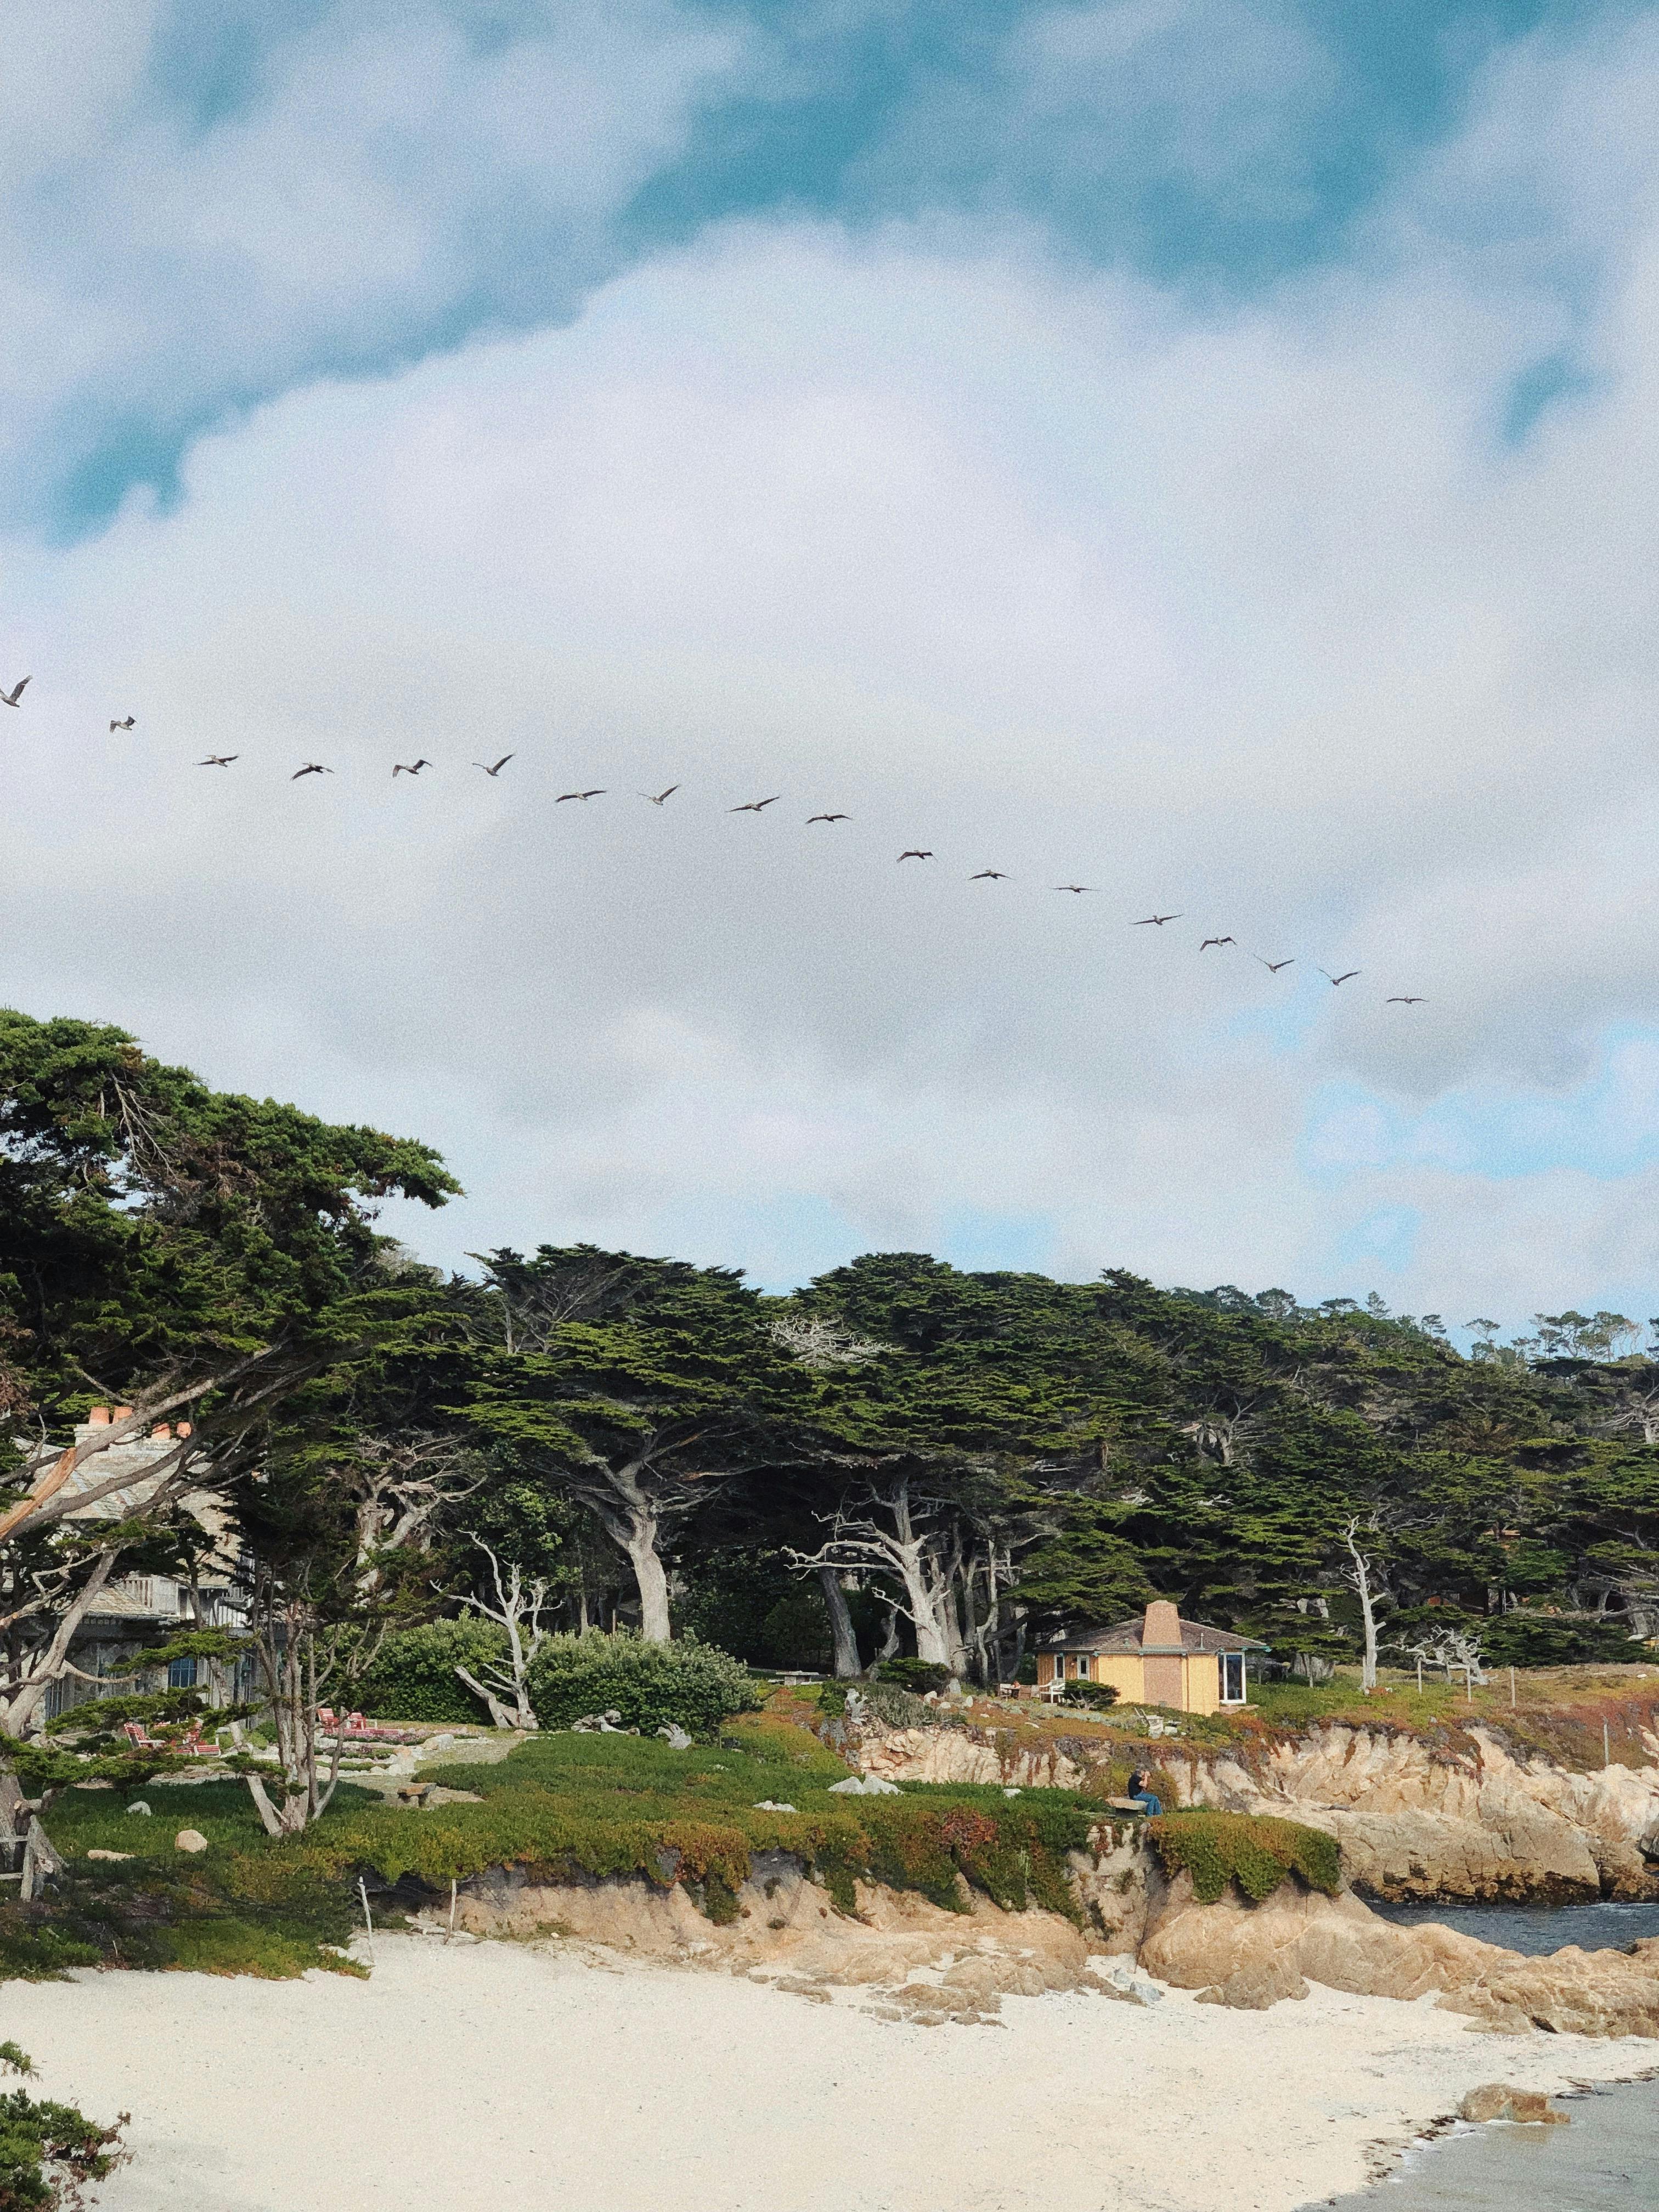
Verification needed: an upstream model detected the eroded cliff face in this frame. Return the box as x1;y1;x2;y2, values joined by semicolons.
437;1837;1659;2035
1183;1725;1659;1902
855;1718;1659;1902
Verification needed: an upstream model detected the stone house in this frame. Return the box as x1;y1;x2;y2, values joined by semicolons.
1035;1598;1265;1715
36;1407;252;1722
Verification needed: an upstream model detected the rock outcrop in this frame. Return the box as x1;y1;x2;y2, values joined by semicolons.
857;1715;1659;1902
450;1850;1108;2022
1138;1866;1659;2035
1184;1724;1659;1903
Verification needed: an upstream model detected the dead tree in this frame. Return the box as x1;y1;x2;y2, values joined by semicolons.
1341;1517;1387;1693
452;1536;551;1729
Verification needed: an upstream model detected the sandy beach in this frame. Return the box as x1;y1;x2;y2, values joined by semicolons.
3;1939;1655;2212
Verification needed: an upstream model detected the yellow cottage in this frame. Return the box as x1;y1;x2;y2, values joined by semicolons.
1035;1599;1262;1716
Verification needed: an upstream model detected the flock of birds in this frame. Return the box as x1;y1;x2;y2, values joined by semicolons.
4;672;1428;1003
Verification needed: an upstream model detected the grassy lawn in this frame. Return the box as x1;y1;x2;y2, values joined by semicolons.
42;1778;382;1862
0;1781;383;1985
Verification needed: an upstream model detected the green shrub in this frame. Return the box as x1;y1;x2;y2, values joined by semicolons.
354;1619;510;1724
0;2043;126;2209
1147;1809;1341;1904
1059;1681;1120;1711
527;1632;761;1737
876;1659;953;1694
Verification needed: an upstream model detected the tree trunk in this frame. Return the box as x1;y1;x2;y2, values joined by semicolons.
1345;1520;1381;1692
817;1568;861;1678
454;1665;519;1731
0;1548;120;1738
626;1530;672;1642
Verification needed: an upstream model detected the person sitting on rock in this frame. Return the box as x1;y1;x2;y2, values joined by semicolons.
1126;1769;1163;1816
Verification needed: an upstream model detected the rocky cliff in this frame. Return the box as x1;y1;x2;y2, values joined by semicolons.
856;1715;1659;1902
439;1830;1659;2036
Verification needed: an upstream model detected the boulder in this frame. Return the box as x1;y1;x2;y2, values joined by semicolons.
174;1829;209;1854
85;1848;133;1862
1138;1869;1659;2035
1459;2084;1569;2125
828;1775;901;1796
125;1801;153;1817
1193;1955;1310;2010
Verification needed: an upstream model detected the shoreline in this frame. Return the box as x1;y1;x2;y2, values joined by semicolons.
3;1938;1656;2211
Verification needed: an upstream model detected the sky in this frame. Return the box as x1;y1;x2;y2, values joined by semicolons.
4;0;1659;1329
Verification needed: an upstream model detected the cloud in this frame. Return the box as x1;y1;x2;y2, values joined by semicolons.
0;0;751;528
8;14;1659;1324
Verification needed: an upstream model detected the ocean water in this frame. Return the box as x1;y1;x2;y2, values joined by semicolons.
1366;1899;1659;1956
1321;2076;1659;2210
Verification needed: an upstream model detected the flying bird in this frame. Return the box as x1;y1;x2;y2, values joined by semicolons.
640;786;680;805
1320;968;1361;986
292;763;331;780
393;759;431;777
1133;913;1181;927
196;754;238;767
806;812;849;824
898;849;934;862
1200;936;1235;951
557;789;606;802
1255;956;1294;973
1;676;29;708
730;796;781;813
1055;884;1094;894
109;716;135;732
969;870;1009;881
474;756;514;776
1386;996;1428;1005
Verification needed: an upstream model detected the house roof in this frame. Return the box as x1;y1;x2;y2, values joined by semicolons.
1054;1602;1267;1657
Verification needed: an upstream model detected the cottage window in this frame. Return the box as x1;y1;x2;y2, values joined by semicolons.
1218;1652;1245;1703
168;1656;198;1689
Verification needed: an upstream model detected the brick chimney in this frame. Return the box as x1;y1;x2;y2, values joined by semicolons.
151;1424;172;1441
1140;1598;1184;1652
175;1421;192;1439
87;1406;111;1426
112;1404;135;1423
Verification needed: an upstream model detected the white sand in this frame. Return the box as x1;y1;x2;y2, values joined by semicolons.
3;1940;1655;2212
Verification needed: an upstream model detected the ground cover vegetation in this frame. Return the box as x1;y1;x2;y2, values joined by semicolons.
4;1009;1657;1932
